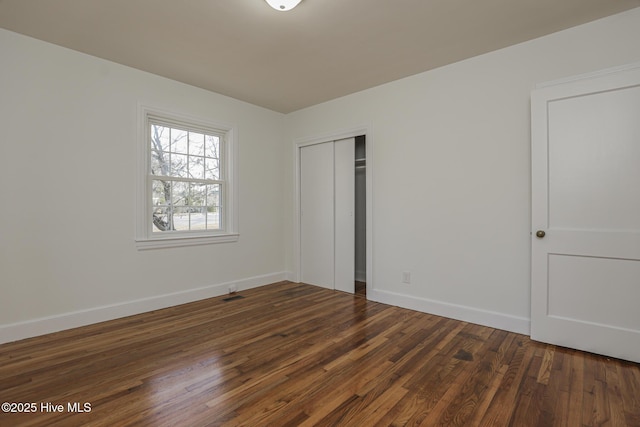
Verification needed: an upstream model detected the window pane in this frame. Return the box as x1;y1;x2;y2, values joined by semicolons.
172;207;189;231
150;125;171;177
151;151;160;175
152;206;172;232
171;129;188;154
189;132;205;156
188;156;205;180
172;181;188;206
207;184;221;230
151;150;171;176
207;211;221;230
151;125;171;152
152;180;169;205
205;157;219;180
205;135;219;159
206;184;220;206
190;207;207;231
190;183;206;206
170;154;188;178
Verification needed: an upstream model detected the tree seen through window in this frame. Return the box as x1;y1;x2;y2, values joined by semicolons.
149;123;222;232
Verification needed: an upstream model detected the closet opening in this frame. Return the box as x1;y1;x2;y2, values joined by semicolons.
355;135;366;297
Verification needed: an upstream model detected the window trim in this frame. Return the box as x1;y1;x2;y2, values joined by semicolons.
136;105;239;250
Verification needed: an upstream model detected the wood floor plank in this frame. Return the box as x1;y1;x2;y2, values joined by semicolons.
566;350;585;426
1;281;639;427
617;361;640;426
537;344;555;385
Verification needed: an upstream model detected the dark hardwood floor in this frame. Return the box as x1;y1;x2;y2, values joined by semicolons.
1;281;639;426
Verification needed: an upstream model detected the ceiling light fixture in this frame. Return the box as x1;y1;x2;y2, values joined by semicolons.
265;0;302;12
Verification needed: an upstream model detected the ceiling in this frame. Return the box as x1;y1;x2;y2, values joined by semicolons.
1;0;638;113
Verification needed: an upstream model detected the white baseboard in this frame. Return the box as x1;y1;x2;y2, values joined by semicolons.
0;272;288;345
369;288;530;335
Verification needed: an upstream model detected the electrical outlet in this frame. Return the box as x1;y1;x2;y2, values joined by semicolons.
402;271;411;284
228;283;237;294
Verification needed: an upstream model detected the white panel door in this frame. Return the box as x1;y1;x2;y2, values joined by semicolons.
334;138;355;294
300;142;334;289
531;65;640;363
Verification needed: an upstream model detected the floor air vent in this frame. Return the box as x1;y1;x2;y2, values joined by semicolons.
223;295;245;302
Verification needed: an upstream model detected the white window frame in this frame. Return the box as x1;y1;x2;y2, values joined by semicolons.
136;105;239;249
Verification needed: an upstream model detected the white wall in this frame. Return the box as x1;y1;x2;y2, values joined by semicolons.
284;7;640;334
0;29;286;342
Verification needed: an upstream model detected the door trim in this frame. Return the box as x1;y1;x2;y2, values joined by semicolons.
293;125;373;296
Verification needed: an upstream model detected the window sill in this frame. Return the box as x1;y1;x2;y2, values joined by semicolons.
135;233;239;250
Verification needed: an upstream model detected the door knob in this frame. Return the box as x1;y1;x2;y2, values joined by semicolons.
536;230;546;238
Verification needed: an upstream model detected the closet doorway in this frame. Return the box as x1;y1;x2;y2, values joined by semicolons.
354;136;366;297
297;134;367;297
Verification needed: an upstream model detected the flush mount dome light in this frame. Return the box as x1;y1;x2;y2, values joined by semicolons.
265;0;302;11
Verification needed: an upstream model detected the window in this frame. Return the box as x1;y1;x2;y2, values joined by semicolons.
136;106;238;249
